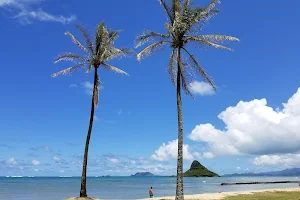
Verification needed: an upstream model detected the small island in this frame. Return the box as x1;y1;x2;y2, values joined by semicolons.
130;172;155;177
183;160;220;177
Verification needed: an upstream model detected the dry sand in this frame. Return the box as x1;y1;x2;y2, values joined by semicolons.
138;187;300;200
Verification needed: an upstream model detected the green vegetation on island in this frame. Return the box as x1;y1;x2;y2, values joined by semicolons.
183;160;219;177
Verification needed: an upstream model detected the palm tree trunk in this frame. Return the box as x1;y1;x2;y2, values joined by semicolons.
80;67;98;197
175;48;184;200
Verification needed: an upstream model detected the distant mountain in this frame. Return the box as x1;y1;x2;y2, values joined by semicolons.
224;168;300;177
130;172;155;177
183;160;220;177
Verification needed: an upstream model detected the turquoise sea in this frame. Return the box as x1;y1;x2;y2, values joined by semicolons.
1;176;299;200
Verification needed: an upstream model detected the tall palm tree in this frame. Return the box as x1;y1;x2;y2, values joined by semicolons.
135;0;239;199
51;22;131;198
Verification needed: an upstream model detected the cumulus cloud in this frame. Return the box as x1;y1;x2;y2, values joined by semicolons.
203;152;215;159
32;160;40;165
189;81;215;96
188;88;300;158
151;139;195;161
253;154;300;168
0;0;76;24
107;157;120;164
7;158;17;165
52;156;60;161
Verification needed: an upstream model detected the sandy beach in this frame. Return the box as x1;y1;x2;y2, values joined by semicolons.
138;188;300;200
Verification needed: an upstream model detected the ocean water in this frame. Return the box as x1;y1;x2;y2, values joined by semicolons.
0;176;299;200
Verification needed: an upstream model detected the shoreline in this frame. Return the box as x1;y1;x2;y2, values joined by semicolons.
138;187;300;200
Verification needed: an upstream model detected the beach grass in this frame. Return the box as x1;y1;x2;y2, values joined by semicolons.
222;191;300;200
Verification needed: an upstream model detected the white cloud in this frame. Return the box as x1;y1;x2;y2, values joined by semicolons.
52;156;60;161
0;0;12;6
16;10;76;24
60;169;64;173
236;166;241;171
253;154;300;168
32;160;40;165
0;0;76;24
192;152;201;159
203;152;215;159
7;158;17;165
151;139;195;161
188;88;300;157
69;84;78;88
82;81;94;95
189;81;215;96
34;168;39;172
130;160;136;165
107;157;120;164
82;81;103;95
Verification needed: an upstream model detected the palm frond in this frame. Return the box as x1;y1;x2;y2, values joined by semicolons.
103;63;129;76
168;49;177;86
65;32;91;56
165;23;176;39
51;63;86;78
177;49;193;97
186;36;234;51
137;40;169;61
172;0;181;18
182;47;216;90
182;0;191;15
85;63;93;73
108;30;122;45
76;25;94;54
173;10;186;33
158;0;173;22
184;0;220;33
135;31;169;48
180;67;194;97
198;35;239;43
204;0;220;16
54;52;87;64
103;48;133;61
95;22;109;55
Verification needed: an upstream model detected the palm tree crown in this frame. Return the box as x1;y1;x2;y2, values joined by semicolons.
52;22;131;105
136;0;239;95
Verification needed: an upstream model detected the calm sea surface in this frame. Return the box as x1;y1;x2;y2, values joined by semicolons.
0;176;299;200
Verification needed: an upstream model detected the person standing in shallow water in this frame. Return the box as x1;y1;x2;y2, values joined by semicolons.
149;186;153;198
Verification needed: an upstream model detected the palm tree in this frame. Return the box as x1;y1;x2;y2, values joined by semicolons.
135;0;239;199
51;22;131;198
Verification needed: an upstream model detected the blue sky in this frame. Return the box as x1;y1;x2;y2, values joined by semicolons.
1;0;300;176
